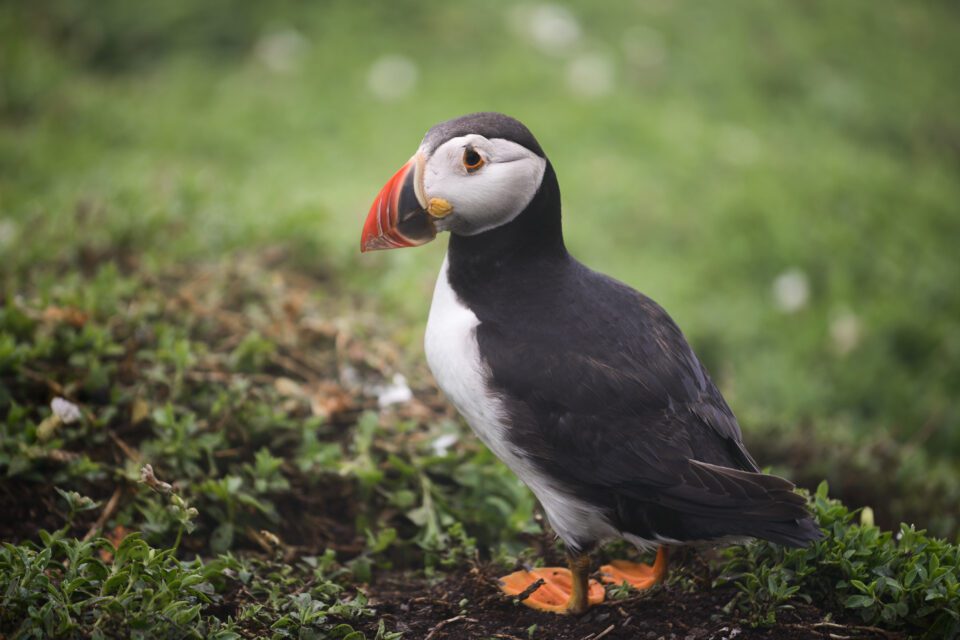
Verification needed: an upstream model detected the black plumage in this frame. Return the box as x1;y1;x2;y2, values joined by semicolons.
442;113;821;553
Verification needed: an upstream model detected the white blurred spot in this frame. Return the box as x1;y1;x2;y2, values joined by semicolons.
717;126;762;166
431;433;459;456
0;219;17;251
830;310;861;355
772;268;809;313
509;4;582;56
621;25;666;70
566;53;615;98
377;373;413;407
340;364;362;391
51;397;82;424
367;55;418;102
254;28;308;74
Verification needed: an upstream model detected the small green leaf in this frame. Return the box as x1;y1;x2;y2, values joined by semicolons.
849;579;870;594
210;523;235;554
844;594;875;609
815;480;829;499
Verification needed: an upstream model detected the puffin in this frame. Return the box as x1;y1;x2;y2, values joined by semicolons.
360;112;821;615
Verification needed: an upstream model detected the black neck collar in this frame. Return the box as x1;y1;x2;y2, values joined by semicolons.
447;162;567;282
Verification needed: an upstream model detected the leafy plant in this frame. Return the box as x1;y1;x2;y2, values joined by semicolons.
0;527;395;639
720;482;960;637
0;530;235;639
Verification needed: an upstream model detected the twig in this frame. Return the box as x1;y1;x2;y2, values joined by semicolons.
19;367;64;394
812;621;895;638
108;430;141;463
82;486;123;542
579;624;616;640
511;577;545;603
781;621;896;639
270;351;321;384
423;614;477;640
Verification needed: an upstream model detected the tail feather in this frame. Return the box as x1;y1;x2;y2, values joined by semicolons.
616;459;824;547
751;513;823;548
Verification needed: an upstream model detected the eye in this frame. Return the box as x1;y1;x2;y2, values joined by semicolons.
462;147;485;173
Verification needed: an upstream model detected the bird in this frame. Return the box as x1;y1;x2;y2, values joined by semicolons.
360;112;822;615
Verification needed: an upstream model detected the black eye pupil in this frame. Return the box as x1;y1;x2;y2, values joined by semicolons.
464;150;482;168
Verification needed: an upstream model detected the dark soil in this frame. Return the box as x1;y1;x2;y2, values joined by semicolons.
359;567;900;640
0;478;104;542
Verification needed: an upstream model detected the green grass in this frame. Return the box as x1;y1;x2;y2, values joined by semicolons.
3;0;959;458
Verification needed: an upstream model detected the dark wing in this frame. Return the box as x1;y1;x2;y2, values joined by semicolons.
479;264;758;477
477;264;817;546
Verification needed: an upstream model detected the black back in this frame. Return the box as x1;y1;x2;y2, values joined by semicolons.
441;123;821;551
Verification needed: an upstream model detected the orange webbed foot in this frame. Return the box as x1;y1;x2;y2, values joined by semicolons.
600;546;669;590
499;567;604;614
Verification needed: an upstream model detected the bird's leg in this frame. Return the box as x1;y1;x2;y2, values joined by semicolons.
498;551;604;614
599;545;669;589
565;551;591;615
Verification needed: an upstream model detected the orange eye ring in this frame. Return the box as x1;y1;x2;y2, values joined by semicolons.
462;148;485;172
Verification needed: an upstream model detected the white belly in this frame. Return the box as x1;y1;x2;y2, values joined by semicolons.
424;255;618;550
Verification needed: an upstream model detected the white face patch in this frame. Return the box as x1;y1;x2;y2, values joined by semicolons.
421;135;547;236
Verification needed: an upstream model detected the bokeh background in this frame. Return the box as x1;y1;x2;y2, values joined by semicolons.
3;0;959;538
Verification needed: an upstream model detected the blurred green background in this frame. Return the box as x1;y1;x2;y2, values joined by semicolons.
3;1;958;495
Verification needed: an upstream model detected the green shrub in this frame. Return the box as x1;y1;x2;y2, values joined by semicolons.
0;528;401;639
721;482;960;637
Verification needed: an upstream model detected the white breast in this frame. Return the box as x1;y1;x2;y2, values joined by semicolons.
424;255;618;551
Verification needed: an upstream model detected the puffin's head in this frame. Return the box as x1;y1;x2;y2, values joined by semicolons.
360;112;548;252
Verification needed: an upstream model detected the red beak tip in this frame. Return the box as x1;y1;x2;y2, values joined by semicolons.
361;157;429;253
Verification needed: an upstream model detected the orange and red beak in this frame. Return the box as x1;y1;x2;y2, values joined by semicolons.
361;154;437;252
